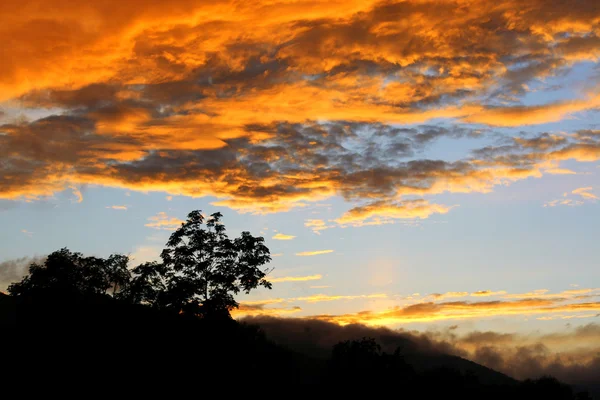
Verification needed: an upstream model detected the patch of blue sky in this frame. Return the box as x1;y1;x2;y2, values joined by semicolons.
520;61;598;105
0;100;64;124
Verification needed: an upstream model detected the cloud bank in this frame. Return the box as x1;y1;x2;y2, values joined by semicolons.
243;316;600;386
1;0;599;225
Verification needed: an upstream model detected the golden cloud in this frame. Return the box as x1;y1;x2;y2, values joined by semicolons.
335;200;454;227
234;287;600;322
144;212;184;230
271;233;296;241
231;304;302;318
304;219;328;234
572;186;599;200
312;298;600;326
429;291;470;301
471;290;508;297
2;0;600;221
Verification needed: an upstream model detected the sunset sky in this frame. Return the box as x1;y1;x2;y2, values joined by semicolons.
1;0;599;351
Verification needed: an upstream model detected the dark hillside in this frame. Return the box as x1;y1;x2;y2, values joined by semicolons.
1;293;593;399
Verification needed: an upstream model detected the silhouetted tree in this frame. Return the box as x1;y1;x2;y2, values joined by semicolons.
329;337;415;391
121;261;168;305
104;254;131;297
521;376;575;399
332;337;382;369
129;210;273;317
8;248;127;299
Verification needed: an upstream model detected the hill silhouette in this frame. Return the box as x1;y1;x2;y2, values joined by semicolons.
1;291;594;399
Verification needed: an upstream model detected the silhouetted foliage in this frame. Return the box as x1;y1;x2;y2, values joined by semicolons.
121;261;167;305
521;376;576;399
331;336;382;369
8;248;130;299
8;210;272;320
126;210;272;317
329;337;415;389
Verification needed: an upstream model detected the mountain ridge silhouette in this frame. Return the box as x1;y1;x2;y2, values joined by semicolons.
1;291;594;399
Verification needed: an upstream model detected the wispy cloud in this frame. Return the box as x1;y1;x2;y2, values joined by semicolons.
335;200;455;227
543;198;584;207
429;291;469;300
544;168;576;175
239;292;386;307
471;290;508;297
503;288;599;299
296;293;387;303
69;186;83;203
313;298;600;326
304;219;329;234
269;274;322;283
106;205;127;210
21;229;33;238
0;255;45;291
232;304;302;318
236;287;600;324
129;245;162;264
544;186;598;207
295;250;334;256
572;186;599;200
271;233;296;240
145;212;184;231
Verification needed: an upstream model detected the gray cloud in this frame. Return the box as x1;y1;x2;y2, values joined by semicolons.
243;316;600;387
0;256;44;292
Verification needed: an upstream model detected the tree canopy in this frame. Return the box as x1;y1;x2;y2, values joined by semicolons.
127;211;273;316
8;210;273;318
8;248;131;299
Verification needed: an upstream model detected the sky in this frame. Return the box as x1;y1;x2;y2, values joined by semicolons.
1;0;600;370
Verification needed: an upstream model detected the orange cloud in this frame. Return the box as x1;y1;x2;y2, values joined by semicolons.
335;200;454;227
572;187;599;200
234;291;386;318
461;95;600;127
144;212;184;230
235;287;600;323
271;233;296;241
304;219;328;234
543;187;598;207
69;186;83;203
544;168;576;175
2;0;600;220
231;304;302;318
312;298;600;326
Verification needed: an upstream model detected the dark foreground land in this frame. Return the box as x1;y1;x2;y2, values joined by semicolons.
1;292;595;399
